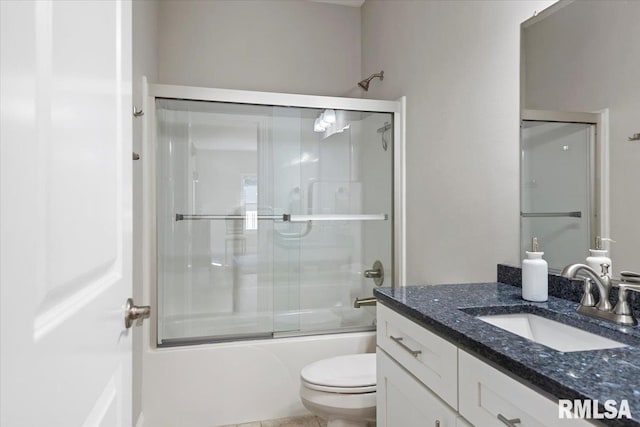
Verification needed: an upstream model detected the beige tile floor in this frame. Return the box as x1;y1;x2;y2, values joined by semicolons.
220;415;327;427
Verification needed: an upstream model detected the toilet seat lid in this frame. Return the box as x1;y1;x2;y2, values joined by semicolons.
301;353;376;389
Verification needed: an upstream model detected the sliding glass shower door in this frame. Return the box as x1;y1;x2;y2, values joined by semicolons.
155;98;393;345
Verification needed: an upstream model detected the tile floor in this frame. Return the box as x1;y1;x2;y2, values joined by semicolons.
220;415;327;427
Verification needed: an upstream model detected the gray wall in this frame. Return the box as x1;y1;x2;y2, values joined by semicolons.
157;0;362;96
523;0;640;275
361;0;554;285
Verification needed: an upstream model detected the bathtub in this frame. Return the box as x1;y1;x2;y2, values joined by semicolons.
141;326;375;427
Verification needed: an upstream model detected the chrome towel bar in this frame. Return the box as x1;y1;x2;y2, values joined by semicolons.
175;214;284;221
520;211;581;218
175;213;388;222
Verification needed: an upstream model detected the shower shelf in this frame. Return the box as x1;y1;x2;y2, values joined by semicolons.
175;213;388;222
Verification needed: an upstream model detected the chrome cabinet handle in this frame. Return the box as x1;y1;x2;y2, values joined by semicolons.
497;414;521;426
125;298;150;328
389;335;421;357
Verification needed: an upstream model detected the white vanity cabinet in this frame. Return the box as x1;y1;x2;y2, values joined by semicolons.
378;349;459;427
458;350;593;427
377;303;593;427
377;303;458;407
377;304;464;427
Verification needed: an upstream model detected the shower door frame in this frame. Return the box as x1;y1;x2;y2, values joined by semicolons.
141;78;406;348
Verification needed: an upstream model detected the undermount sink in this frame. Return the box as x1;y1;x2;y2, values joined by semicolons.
477;313;627;352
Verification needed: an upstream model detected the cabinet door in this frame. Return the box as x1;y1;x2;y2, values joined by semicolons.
378;348;457;427
377;303;458;408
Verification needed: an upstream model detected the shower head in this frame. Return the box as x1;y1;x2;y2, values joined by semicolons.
358;71;384;91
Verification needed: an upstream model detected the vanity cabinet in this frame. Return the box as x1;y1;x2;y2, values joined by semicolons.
377;304;465;427
378;349;459;427
377;303;593;427
458;350;592;427
377;303;458;407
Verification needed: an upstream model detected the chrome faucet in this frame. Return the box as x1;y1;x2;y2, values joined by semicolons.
561;264;640;326
561;263;613;311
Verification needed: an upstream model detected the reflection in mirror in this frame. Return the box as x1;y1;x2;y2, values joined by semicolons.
521;119;595;270
521;0;640;275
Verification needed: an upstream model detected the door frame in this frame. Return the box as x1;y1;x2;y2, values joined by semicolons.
140;79;406;348
520;109;610;265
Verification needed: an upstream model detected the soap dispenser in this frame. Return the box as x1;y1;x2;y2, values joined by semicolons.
522;237;548;302
586;236;614;277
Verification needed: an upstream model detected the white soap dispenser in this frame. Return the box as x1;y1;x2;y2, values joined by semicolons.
586;236;614;277
522;237;548;302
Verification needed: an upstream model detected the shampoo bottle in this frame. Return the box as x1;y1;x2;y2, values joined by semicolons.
586;236;614;277
522;237;548;302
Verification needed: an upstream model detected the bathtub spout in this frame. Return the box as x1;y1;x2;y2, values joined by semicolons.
354;296;377;308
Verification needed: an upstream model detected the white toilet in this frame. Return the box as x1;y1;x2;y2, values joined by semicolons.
300;353;376;427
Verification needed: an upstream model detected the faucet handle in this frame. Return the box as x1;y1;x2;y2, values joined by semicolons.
612;283;640;326
579;278;596;307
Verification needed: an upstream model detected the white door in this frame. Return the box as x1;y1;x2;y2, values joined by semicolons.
1;1;133;426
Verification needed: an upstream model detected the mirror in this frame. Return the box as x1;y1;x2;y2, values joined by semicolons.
520;0;640;276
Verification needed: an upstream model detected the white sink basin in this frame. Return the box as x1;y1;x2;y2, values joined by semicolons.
477;313;627;352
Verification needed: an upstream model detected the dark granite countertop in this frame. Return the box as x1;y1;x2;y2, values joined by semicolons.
374;282;640;426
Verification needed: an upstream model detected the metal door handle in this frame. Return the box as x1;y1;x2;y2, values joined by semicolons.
389;335;422;357
497;414;521;426
125;298;150;328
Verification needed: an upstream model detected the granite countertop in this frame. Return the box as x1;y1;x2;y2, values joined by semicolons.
374;282;640;427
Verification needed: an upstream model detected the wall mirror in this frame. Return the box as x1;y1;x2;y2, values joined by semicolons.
520;0;639;276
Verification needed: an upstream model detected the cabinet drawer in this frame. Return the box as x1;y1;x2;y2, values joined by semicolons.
459;350;593;426
378;348;458;427
377;303;458;408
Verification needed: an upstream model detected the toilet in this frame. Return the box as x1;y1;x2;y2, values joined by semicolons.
300;353;376;427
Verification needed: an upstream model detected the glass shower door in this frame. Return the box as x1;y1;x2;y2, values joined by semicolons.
156;99;275;344
155;98;393;345
269;109;393;336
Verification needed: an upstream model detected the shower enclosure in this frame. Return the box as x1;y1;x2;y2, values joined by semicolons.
148;85;403;346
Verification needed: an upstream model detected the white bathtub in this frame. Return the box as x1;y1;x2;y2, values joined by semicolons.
141;328;376;427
